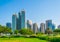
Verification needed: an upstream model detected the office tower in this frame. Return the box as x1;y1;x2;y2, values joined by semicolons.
6;23;11;28
46;20;52;30
16;10;26;30
33;23;38;34
18;12;21;30
40;23;45;33
12;14;17;32
27;20;32;30
21;10;25;28
52;24;55;30
58;25;60;29
16;18;19;30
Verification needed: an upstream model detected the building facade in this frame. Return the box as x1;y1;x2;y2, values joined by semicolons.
40;23;45;33
52;24;55;30
21;10;25;28
17;12;21;30
27;20;32;30
12;14;17;32
33;23;38;34
6;23;11;28
46;20;52;30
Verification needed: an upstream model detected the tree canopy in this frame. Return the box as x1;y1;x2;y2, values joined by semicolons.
53;29;60;33
19;28;33;35
45;28;53;34
0;25;12;34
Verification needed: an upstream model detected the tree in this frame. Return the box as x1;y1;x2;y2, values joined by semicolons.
0;25;12;34
14;30;19;34
19;28;33;35
53;29;60;34
45;28;53;35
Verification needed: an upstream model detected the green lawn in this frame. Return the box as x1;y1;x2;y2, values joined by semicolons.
0;37;47;42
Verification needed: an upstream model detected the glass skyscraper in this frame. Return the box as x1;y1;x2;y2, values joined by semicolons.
17;12;21;30
46;20;52;29
21;10;25;28
52;24;55;30
12;14;17;32
17;10;25;30
16;17;19;30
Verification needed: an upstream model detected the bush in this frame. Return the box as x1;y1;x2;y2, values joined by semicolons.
39;36;60;42
39;36;49;40
29;35;37;38
49;37;60;42
1;36;7;38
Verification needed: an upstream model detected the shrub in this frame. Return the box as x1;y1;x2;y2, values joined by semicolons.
1;36;7;38
49;37;60;42
39;36;49;40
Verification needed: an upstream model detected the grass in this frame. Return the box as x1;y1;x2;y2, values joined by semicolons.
0;37;47;42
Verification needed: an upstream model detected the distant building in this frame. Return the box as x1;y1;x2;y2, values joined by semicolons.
33;23;38;34
52;24;55;30
40;23;45;33
58;25;60;29
27;20;32;30
12;14;17;32
46;20;52;30
6;23;11;28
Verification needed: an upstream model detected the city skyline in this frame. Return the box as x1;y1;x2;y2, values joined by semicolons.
1;0;60;27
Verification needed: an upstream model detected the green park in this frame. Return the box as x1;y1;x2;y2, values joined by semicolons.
0;25;60;42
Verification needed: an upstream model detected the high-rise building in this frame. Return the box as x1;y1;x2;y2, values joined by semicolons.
46;20;52;29
6;23;11;28
52;24;55;30
18;12;21;30
21;10;25;28
27;20;32;30
58;25;60;29
33;23;38;34
40;23;45;33
16;17;19;30
12;14;17;32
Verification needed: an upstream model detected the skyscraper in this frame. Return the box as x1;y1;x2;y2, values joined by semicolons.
18;12;21;30
12;14;17;32
52;24;55;30
21;10;25;28
6;23;11;28
33;23;38;34
27;20;32;30
16;17;19;30
40;23;45;33
46;20;52;29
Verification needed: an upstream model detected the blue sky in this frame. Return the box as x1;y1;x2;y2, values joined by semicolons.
0;0;60;27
